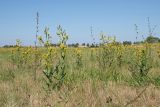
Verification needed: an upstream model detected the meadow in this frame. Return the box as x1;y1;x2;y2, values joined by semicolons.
1;27;160;107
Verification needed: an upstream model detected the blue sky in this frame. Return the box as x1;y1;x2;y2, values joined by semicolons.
0;0;160;45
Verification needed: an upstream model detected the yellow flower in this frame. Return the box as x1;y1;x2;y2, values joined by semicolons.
91;48;95;52
75;48;81;54
60;44;66;49
48;47;53;52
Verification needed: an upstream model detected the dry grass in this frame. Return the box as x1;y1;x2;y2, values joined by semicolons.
1;75;160;107
0;46;160;107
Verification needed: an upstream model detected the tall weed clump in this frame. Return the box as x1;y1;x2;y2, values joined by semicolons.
11;39;22;68
128;43;152;85
97;33;119;81
74;48;83;69
41;25;69;91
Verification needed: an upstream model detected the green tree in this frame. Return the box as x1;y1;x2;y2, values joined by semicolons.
145;36;159;43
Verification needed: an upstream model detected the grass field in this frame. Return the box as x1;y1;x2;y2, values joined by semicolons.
1;0;160;106
0;42;160;107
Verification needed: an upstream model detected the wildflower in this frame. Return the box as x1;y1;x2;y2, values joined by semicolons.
75;48;82;56
60;43;66;49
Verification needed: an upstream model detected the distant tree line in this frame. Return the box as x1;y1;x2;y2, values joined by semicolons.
123;36;160;45
2;45;17;48
2;36;160;48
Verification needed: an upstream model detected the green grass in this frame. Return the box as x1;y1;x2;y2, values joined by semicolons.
0;46;160;107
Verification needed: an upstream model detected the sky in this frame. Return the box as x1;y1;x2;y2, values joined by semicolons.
0;0;160;46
